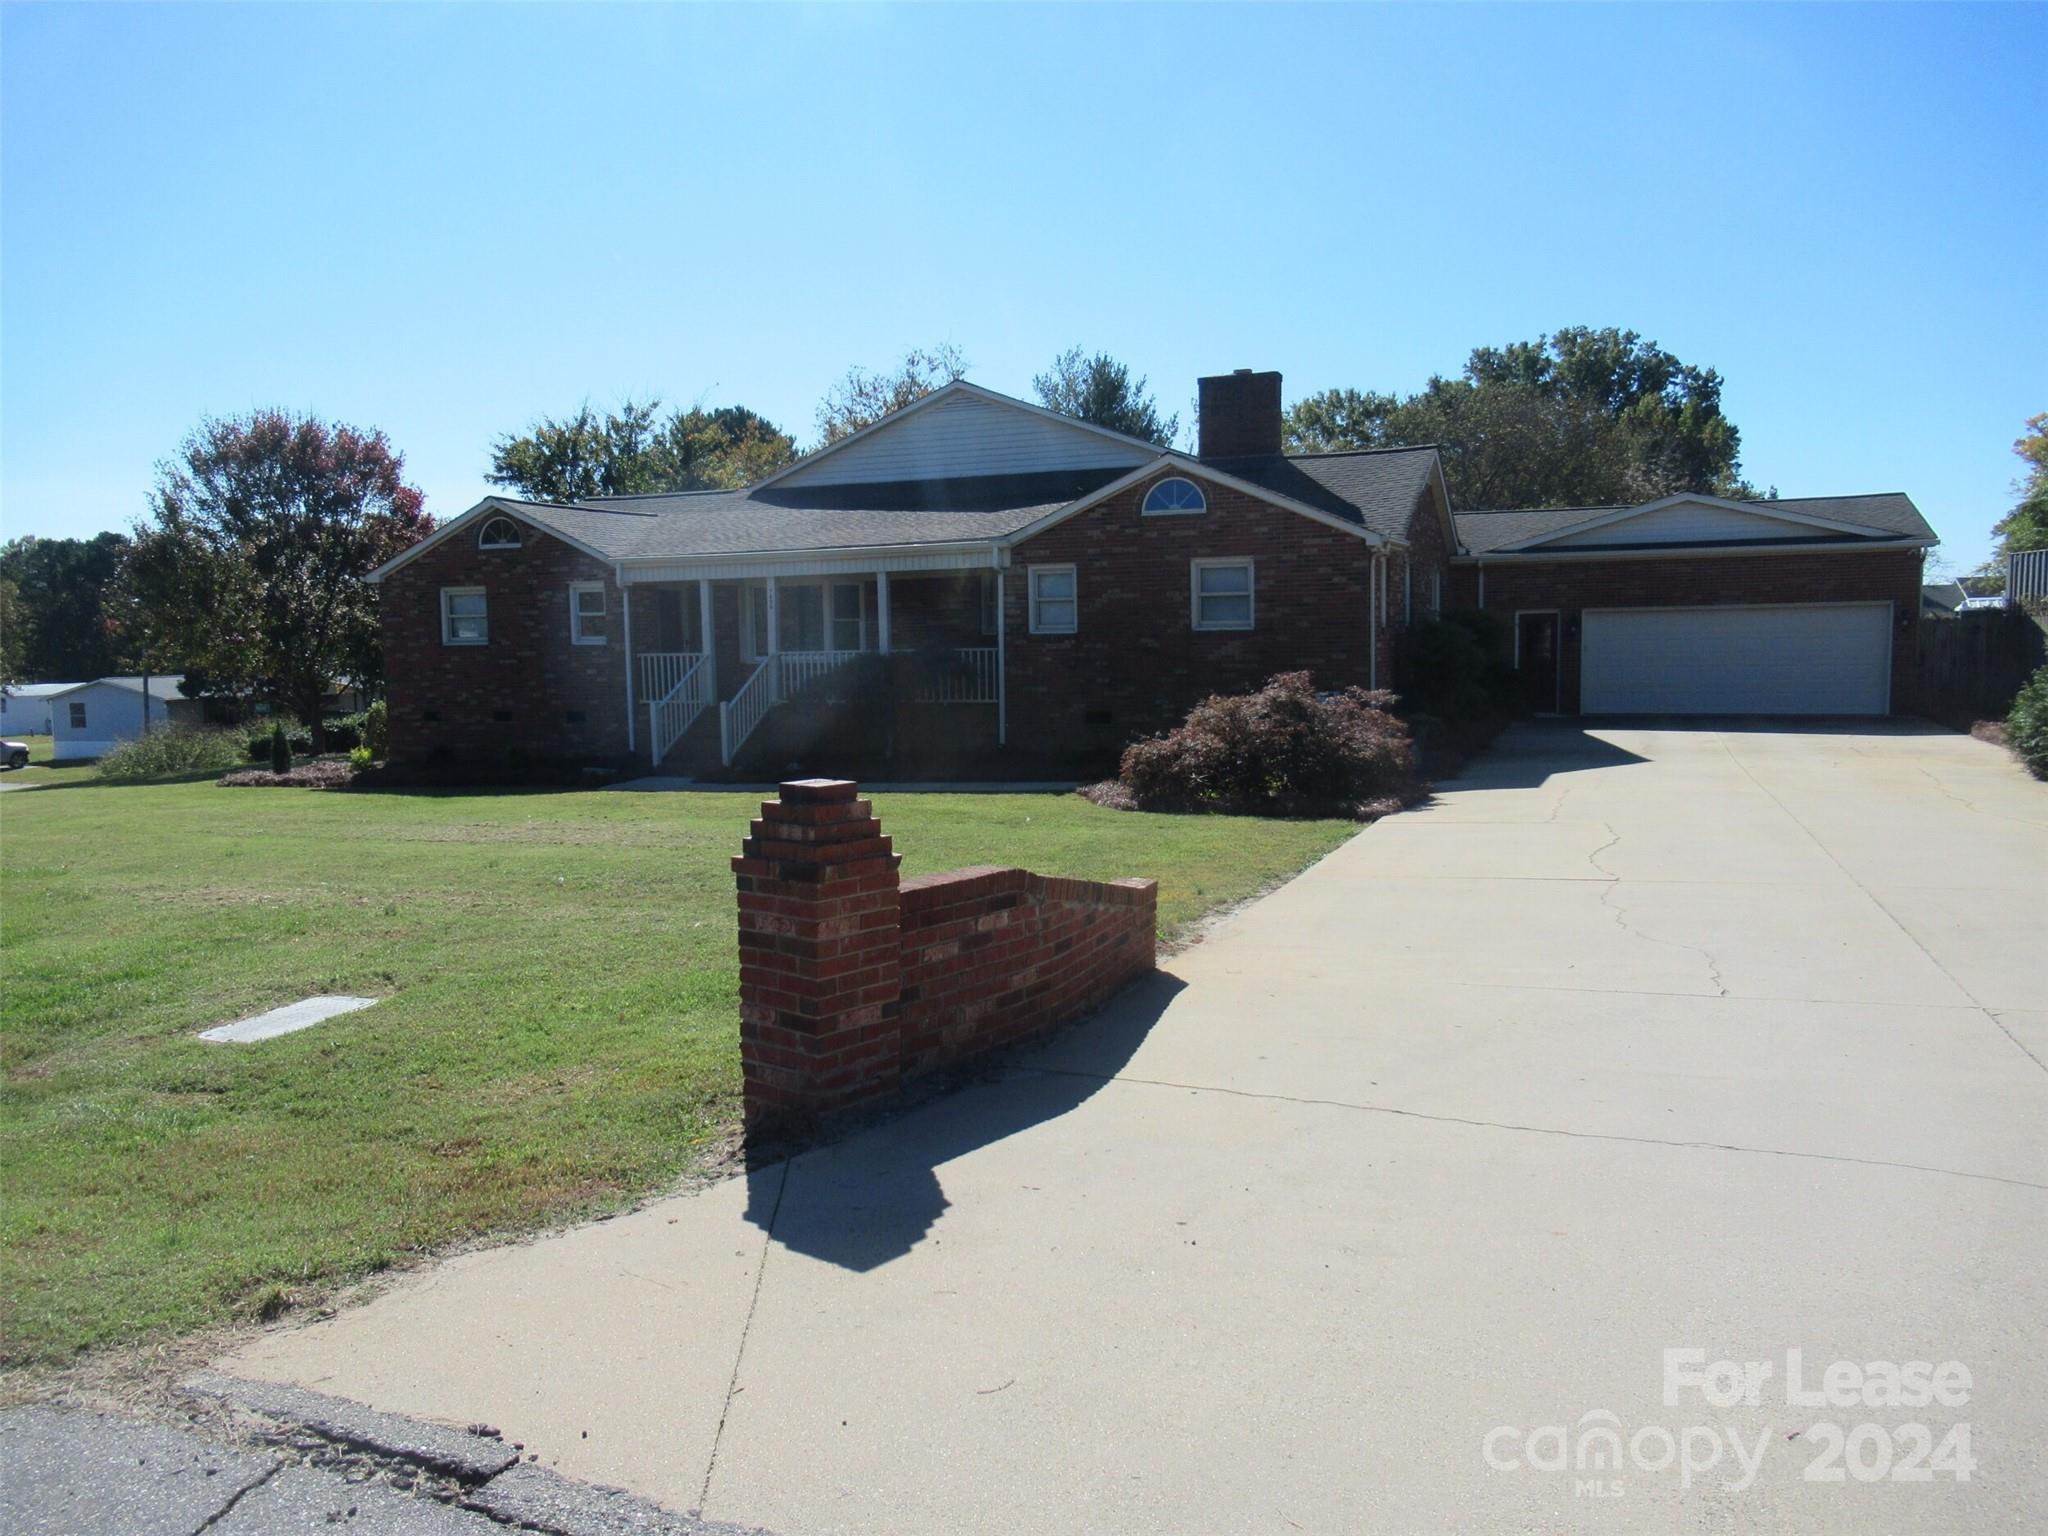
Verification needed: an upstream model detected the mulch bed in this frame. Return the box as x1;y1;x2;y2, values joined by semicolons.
219;760;357;789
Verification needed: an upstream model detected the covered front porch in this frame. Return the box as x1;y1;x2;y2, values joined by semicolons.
620;551;1011;771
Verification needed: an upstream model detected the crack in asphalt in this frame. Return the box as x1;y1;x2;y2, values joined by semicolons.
1035;1068;2048;1194
1586;820;1731;997
696;1159;787;1518
190;1460;281;1535
1914;764;2048;831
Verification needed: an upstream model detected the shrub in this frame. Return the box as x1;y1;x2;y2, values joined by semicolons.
361;700;388;759
348;745;373;772
246;719;312;760
1117;671;1417;818
2006;666;2048;778
95;726;246;781
320;711;365;751
1401;609;1518;721
269;722;293;775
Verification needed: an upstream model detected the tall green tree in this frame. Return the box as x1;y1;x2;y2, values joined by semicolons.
1991;412;2048;557
1285;327;1751;509
0;532;132;681
814;344;968;445
1032;347;1178;446
124;411;432;733
488;400;797;502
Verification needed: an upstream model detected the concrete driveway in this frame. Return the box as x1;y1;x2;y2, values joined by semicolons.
224;723;2048;1534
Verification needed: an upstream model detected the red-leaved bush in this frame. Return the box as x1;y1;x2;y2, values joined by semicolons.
1114;672;1418;818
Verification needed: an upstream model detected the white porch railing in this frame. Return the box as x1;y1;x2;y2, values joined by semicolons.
912;647;999;704
638;652;701;709
719;659;776;767
777;649;862;699
648;655;711;766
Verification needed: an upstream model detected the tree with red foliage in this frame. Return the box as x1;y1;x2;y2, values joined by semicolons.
124;411;433;738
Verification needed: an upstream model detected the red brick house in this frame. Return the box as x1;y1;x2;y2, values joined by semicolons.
370;368;1935;775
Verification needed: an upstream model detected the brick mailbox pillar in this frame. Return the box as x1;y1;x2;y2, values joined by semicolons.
733;779;904;1135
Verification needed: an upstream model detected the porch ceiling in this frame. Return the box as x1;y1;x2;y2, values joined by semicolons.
618;543;1005;584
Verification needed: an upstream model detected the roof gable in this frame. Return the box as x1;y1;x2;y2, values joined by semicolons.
765;381;1159;489
1470;492;1934;556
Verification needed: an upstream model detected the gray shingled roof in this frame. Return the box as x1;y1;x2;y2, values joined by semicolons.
1203;448;1441;541
485;452;1442;563
1454;493;1934;554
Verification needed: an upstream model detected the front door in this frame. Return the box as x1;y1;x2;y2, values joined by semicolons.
1516;610;1562;714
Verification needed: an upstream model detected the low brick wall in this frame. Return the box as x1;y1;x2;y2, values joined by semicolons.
898;865;1157;1081
734;781;1156;1137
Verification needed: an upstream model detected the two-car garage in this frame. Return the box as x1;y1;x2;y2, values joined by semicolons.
1454;491;1934;719
1578;602;1894;716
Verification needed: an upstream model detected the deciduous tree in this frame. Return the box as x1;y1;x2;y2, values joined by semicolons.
1285;328;1751;509
124;411;432;737
488;400;797;502
1032;347;1179;446
0;532;133;682
814;344;968;445
1990;412;2048;558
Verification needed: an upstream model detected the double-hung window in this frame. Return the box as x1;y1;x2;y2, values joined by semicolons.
569;582;608;645
442;587;488;645
828;583;863;652
1028;565;1077;634
1191;558;1254;631
69;701;88;730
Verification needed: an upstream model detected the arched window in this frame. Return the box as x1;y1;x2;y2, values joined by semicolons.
478;516;522;550
1141;476;1207;516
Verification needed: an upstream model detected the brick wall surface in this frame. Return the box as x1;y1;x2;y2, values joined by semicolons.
382;516;631;763
733;781;1157;1136
1003;468;1388;763
897;864;1156;1081
1448;548;1924;713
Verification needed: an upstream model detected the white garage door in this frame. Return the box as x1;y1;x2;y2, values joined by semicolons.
1581;603;1892;715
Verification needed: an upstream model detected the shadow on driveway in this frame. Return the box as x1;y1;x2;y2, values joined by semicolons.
742;969;1186;1272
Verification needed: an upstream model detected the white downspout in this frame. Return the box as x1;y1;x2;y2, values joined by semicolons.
995;566;1007;747
1477;562;1486;610
1368;551;1379;692
621;574;636;757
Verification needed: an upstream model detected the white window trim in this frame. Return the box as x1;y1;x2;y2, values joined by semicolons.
569;581;608;645
1190;557;1255;632
478;517;522;550
69;701;88;729
1028;563;1078;635
1141;475;1208;517
441;585;488;646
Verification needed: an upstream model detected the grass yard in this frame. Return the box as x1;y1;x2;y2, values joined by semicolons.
0;771;1355;1368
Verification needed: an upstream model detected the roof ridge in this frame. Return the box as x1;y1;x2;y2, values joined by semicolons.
1271;443;1442;461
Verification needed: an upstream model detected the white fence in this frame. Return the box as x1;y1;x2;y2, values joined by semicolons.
719;659;775;767
647;655;711;765
2012;549;2048;605
638;652;700;710
912;647;999;704
777;649;862;699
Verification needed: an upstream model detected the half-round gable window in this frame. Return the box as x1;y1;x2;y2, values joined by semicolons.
478;516;522;550
1141;476;1207;516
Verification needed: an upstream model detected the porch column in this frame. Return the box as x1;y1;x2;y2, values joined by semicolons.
876;571;891;655
995;568;1007;746
698;577;715;679
765;576;780;703
622;580;638;755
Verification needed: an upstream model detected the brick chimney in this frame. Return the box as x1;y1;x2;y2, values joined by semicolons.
1197;369;1283;459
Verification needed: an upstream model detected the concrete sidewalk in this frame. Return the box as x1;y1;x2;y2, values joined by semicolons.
220;724;2048;1533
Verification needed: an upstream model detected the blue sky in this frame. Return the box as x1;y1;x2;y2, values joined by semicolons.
3;3;2041;570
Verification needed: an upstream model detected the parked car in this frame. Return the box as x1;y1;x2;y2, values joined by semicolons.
2;739;29;770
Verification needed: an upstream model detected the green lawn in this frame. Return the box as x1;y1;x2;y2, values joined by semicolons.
0;772;1355;1367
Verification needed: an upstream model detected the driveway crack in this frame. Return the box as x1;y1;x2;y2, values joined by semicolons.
1588;821;1729;997
192;1460;281;1535
696;1158;788;1517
